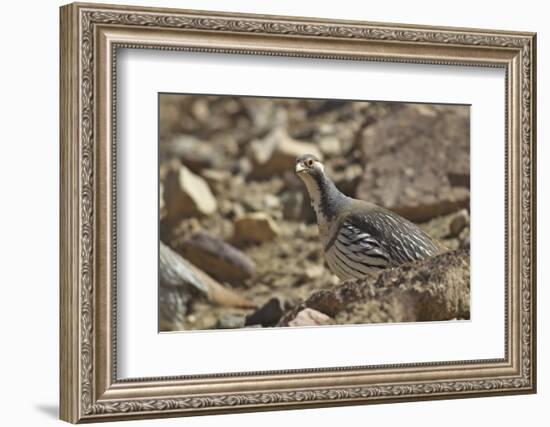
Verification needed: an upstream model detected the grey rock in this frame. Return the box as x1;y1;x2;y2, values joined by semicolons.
159;241;209;329
332;163;363;197
242;98;286;134
449;209;469;238
280;190;305;221
280;187;317;224
176;231;256;284
216;314;246;329
160;241;210;294
161;135;222;173
160;241;255;309
459;228;470;249
159;182;166;220
159;286;192;330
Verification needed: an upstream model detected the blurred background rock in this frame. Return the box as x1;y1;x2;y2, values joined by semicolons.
158;95;470;331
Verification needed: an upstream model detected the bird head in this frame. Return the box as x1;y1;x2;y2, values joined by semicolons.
295;154;324;180
295;153;348;222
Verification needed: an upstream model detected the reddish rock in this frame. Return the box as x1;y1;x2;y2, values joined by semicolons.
288;308;333;327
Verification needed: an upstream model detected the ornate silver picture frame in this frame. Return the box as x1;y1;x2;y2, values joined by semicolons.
60;2;536;423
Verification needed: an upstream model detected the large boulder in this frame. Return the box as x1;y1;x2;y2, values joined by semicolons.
357;104;470;222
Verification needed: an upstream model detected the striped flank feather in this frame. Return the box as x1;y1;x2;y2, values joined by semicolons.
324;216;440;280
325;221;390;280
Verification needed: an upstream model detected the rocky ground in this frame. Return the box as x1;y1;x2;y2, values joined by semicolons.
158;95;471;331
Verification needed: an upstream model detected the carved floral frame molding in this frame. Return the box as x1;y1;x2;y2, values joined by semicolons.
60;2;536;423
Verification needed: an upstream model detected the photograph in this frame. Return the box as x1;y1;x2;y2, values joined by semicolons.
158;94;471;332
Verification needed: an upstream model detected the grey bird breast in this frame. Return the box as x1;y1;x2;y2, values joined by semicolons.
324;209;440;280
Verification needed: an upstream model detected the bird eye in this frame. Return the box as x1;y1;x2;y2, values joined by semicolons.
306;159;314;167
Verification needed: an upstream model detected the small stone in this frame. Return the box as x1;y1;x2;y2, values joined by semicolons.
219;200;245;220
449;209;469;237
404;167;416;178
319;123;335;134
459;227;470;249
318;136;342;156
201;168;231;187
333;164;363;197
306;249;321;262
159;183;166;220
159;285;192;329
216;314;246;329
233;212;280;244
329;275;340;286
230;203;246;220
248;128;322;179
280;190;305;221
288;308;333;327
245;297;286;327
242;99;284;133
414;104;438;117
191;98;210;123
241;195;263;213
236;157;252;176
162;135;221;173
404;187;418;199
263;194;281;210
164;163;217;218
304;265;324;280
171;218;202;236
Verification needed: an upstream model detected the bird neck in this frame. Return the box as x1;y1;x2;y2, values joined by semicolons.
304;172;349;225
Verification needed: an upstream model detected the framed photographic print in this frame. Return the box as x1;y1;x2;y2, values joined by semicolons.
59;2;537;423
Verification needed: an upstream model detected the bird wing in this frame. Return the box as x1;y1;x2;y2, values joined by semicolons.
340;207;440;266
326;218;392;271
